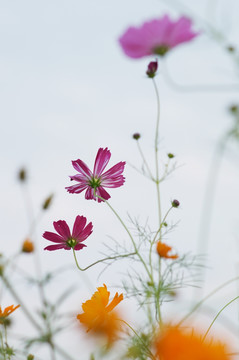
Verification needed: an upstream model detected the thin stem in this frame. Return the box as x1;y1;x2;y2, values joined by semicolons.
95;194;152;280
118;319;156;360
73;250;136;271
152;78;162;230
195;134;229;298
202;296;239;341
54;344;77;360
2;275;42;332
136;140;155;180
178;275;239;326
0;329;6;360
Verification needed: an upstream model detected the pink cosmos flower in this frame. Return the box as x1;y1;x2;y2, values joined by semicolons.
43;215;93;251
66;148;126;203
119;15;198;58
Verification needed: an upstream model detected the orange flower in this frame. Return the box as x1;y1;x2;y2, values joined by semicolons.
156;241;178;259
0;305;20;324
22;239;34;253
155;325;230;360
77;284;123;343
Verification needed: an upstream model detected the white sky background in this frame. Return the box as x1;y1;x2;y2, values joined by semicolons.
1;0;239;358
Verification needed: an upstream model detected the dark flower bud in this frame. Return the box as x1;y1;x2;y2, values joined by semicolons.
42;194;54;210
27;355;35;360
167;153;175;159
18;168;26;182
146;60;158;78
227;45;235;52
229;105;238;114
0;265;4;277
172;199;180;208
133;133;141;140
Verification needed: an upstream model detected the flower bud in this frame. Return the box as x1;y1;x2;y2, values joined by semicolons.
227;45;235;52
132;133;141;140
22;239;34;253
42;194;54;210
18;168;26;182
146;60;158;78
229;105;238;114
172;199;180;208
27;355;35;360
167;153;174;159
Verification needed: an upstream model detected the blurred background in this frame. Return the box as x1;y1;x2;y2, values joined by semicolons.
1;0;239;358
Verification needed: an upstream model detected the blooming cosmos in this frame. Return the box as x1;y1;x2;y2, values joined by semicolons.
77;284;123;343
66;148;126;202
43;215;93;251
119;15;198;59
155;325;230;360
156;241;178;259
0;305;20;324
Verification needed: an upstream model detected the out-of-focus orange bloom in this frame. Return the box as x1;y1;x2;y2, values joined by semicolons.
156;242;178;259
22;239;34;253
77;284;123;344
155;325;230;360
0;305;20;324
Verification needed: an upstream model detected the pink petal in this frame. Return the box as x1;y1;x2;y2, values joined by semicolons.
44;244;70;251
101;161;125;180
167;17;198;47
93;148;111;176
85;187;95;200
72;215;87;239
53;220;71;239
119;15;198;59
66;183;88;194
72;159;92;179
42;231;64;243
77;222;93;241
74;243;87;251
96;186;111;202
101;176;125;188
69;174;89;183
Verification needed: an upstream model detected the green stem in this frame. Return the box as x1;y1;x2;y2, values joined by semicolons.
178;275;239;326
95;194;152;280
118;319;156;360
54;344;77;360
202;296;239;341
0;329;6;360
73;250;136;271
136;140;155;180
152;78;162;230
2;275;42;332
195;134;229;298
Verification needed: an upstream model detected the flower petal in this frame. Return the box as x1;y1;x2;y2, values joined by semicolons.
101;162;126;188
72;215;87;239
106;292;123;312
44;244;70;251
53;220;71;239
42;231;64;243
78;222;93;241
96;186;111;202
74;243;87;251
72;159;92;179
66;183;88;194
93;148;111;176
85;187;95;200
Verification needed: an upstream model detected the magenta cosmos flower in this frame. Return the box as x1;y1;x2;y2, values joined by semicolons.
43;215;93;251
119;15;198;58
66;148;126;203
